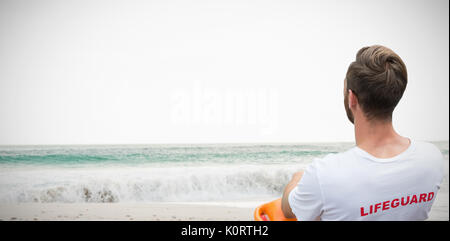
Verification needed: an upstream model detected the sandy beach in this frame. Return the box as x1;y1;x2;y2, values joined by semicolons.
0;190;447;221
0;203;253;221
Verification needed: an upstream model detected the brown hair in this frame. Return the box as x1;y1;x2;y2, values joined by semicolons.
345;45;408;121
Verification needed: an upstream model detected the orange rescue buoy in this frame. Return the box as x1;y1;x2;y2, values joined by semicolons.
254;198;297;221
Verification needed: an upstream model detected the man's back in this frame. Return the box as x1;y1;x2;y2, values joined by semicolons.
288;140;444;221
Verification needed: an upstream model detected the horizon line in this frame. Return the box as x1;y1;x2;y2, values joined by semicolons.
0;139;448;147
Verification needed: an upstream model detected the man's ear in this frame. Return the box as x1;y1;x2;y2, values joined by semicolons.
348;89;358;108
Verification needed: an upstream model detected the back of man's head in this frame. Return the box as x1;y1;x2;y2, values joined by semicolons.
345;45;408;121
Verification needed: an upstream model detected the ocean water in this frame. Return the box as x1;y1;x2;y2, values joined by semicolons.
0;142;448;205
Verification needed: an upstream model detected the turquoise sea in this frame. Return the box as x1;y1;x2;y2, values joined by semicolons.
0;142;448;204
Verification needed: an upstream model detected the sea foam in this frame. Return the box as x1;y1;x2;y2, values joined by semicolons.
0;163;307;203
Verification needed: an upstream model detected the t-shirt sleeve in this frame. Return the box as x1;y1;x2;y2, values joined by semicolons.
288;160;324;221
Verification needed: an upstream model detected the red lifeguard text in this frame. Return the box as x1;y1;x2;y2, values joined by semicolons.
360;192;435;217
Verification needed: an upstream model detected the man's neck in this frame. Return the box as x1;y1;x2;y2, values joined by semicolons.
355;118;396;146
354;117;410;158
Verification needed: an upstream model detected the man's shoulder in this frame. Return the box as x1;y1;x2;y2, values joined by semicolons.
311;148;357;169
414;140;443;152
414;141;446;167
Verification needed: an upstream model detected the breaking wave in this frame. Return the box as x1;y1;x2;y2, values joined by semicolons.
0;164;306;203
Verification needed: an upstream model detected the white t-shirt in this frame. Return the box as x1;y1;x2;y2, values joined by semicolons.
288;140;445;221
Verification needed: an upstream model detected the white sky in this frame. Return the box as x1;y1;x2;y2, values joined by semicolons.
0;0;448;145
